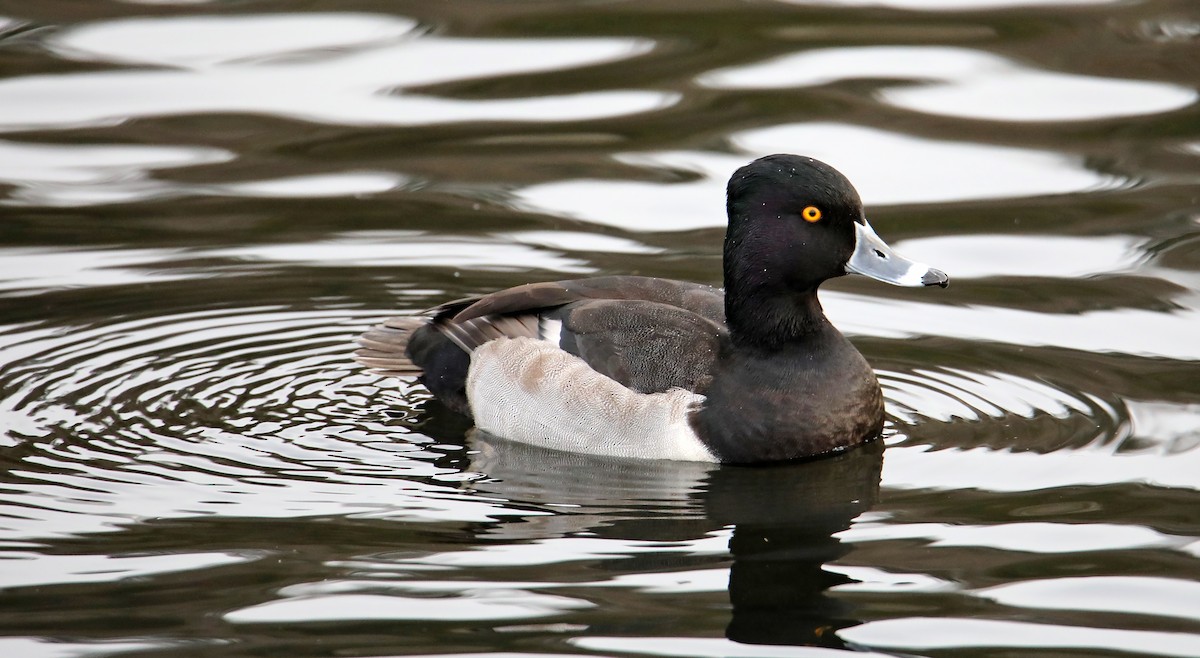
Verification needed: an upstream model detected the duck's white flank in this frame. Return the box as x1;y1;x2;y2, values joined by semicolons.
466;337;717;462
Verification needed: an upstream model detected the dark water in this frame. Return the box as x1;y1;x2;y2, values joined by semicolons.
1;1;1198;656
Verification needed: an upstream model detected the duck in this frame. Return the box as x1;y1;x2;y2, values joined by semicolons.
355;154;947;464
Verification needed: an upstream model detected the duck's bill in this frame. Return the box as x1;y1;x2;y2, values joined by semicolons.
846;220;948;288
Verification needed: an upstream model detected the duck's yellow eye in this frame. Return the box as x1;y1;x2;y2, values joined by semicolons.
802;205;822;222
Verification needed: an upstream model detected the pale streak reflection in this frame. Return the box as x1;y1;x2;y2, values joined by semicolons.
0;233;601;297
53;13;421;67
700;45;1196;122
879;443;1200;492
733;123;1118;202
225;590;592;623
0;639;174;658
206;232;596;273
0;551;255;589
573;636;898;657
0;140;232;184
0;248;201;294
0;14;670;131
7;171;404;207
840;617;1200;657
976;576;1200;621
892;234;1147;279
824;291;1200;361
514;122;1116;231
775;0;1116;8
0;139;402;207
837;520;1192;554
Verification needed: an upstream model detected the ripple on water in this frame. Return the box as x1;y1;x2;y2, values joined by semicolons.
572;636;898;657
202;232;599;273
514;122;1123;231
878;366;1098;424
3;293;1187;549
1;302;1194;658
976;576;1200;621
0;638;183;658
0;550;260;589
0;308;537;543
0;13;671;132
0;233;602;298
838;520;1195;554
840;617;1200;657
0;248;205;295
892;234;1148;280
0;136;403;206
825;291;1200;361
225;588;594;624
775;0;1121;9
700;45;1197;122
868;345;1200;493
50;13;423;68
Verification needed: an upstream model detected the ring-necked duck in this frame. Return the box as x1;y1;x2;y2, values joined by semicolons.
356;154;947;463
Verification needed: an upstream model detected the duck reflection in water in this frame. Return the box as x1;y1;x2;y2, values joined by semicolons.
463;430;883;650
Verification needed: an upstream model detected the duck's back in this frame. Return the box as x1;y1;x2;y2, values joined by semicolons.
358;276;729;415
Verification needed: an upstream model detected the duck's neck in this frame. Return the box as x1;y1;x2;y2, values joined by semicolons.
721;211;838;350
724;281;831;350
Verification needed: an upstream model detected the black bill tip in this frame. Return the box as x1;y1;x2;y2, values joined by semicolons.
922;268;949;288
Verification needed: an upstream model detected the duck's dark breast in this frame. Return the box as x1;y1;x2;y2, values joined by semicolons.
689;330;884;463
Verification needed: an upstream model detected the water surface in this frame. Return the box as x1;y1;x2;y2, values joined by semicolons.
1;1;1198;657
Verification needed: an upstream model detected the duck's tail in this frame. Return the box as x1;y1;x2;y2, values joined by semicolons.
354;316;427;377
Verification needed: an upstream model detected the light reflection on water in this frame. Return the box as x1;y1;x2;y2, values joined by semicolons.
701;45;1197;121
0;13;668;131
0;1;1198;657
778;0;1120;9
893;234;1147;279
841;618;1200;657
516;122;1122;230
51;14;423;68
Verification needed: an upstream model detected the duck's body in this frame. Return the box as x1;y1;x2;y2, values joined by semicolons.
356;155;946;464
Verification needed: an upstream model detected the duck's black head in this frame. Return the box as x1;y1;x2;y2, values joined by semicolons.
726;155;865;293
723;154;947;346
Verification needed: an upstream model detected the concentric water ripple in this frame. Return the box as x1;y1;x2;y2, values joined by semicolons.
873;358;1199;492
0;308;525;543
0;304;1123;461
880;366;1106;425
1;298;1176;549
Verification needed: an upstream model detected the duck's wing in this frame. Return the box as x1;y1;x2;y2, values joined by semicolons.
354;276;726;414
556;298;724;394
439;276;726;392
440;275;725;325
